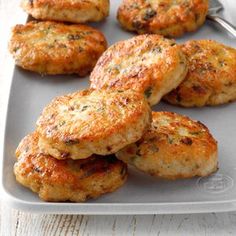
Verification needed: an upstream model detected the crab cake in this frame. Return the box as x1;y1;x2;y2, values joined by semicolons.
90;35;188;106
164;40;236;107
14;132;127;202
20;0;109;23
9;21;107;76
36;89;151;160
117;0;208;37
116;111;218;180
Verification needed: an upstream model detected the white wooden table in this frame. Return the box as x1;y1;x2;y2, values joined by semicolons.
1;1;236;235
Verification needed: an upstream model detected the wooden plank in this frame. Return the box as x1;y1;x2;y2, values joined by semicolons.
1;202;236;236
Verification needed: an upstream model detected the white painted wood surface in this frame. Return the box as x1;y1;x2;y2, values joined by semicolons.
2;203;236;236
1;1;236;235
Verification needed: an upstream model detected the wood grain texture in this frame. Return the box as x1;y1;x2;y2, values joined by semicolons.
1;0;236;235
1;201;236;236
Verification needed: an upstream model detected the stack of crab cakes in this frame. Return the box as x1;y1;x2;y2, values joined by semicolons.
10;0;233;204
14;89;152;202
88;36;236;182
90;35;219;180
14;89;219;202
13;33;223;202
116;111;218;180
15;132;128;202
90;35;236;108
9;0;110;76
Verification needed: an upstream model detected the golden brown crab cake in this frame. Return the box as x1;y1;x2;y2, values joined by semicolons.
9;21;107;76
36;89;151;160
90;35;188;106
116;111;218;180
164;40;236;107
117;0;208;37
14;132;127;202
20;0;109;23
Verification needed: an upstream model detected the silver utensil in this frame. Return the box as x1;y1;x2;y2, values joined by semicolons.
207;0;236;37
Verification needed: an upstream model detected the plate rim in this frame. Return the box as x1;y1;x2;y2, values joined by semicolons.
2;0;236;215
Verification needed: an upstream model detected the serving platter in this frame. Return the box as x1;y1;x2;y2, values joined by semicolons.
2;0;236;214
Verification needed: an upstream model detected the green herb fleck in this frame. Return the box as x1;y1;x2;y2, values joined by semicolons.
168;137;174;144
97;107;105;112
13;47;20;53
219;60;226;67
144;87;152;98
64;139;79;145
68;34;81;40
143;8;157;21
130;3;139;9
59;121;66;126
132;20;144;30
81;105;89;112
153;47;162;53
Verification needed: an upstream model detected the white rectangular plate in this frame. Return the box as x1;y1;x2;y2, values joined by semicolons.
2;0;236;214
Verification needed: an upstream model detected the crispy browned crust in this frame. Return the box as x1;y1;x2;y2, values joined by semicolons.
9;21;107;75
116;111;218;180
21;0;109;23
90;34;188;106
14;132;128;202
164;40;236;107
117;0;208;37
36;89;151;160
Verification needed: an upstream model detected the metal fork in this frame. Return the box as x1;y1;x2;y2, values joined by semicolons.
207;0;236;37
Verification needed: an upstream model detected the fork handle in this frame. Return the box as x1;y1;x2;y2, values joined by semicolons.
207;15;236;37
